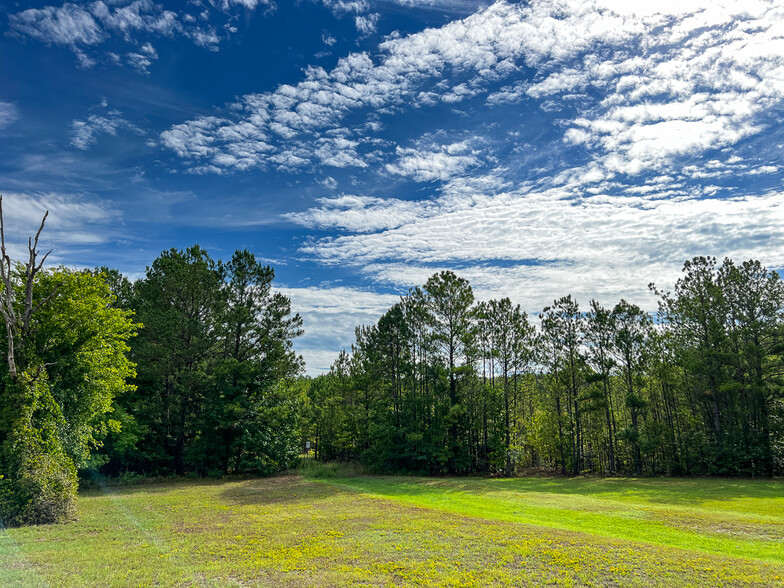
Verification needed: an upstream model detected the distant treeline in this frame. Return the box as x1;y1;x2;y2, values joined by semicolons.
305;257;784;477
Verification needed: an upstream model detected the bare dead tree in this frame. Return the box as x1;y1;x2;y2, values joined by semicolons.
0;196;58;382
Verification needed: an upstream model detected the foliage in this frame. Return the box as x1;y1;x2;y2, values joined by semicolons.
0;268;138;525
102;246;304;479
307;256;784;477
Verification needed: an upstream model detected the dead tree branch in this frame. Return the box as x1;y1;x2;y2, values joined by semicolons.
0;196;55;382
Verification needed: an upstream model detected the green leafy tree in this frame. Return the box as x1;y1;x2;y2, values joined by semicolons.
0;201;137;525
121;246;303;477
194;249;304;474
585;300;618;473
612;300;651;474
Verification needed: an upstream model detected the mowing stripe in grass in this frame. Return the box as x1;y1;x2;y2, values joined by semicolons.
0;520;49;587
313;475;784;565
86;474;215;587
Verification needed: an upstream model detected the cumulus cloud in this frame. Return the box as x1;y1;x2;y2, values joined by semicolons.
8;0;268;70
320;0;370;15
156;0;784;324
160;2;542;172
386;141;481;182
354;13;379;36
483;0;784;176
162;0;784;179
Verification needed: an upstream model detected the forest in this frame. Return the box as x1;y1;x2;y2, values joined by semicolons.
306;258;784;479
0;204;782;527
0;205;306;525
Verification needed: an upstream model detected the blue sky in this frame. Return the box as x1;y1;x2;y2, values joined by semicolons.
2;0;783;373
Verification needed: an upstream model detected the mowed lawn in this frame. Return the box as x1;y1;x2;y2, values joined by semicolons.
1;470;783;587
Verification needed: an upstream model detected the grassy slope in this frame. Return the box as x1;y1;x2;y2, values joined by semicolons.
0;470;781;587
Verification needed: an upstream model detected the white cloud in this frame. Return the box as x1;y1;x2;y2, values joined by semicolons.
161;0;784;178
153;0;784;327
0;192;121;254
484;0;784;176
0;102;20;129
385;141;481;181
125;42;158;73
355;13;379;36
70;103;144;150
8;0;266;70
320;0;370;15
292;182;784;314
286;195;430;232
160;2;549;172
10;3;105;47
314;136;367;168
319;176;339;189
277;285;401;374
392;0;492;10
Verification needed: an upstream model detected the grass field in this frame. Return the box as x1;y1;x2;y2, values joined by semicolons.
1;465;782;587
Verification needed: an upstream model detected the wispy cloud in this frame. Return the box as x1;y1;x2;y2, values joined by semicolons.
287;194;430;232
0;102;20;129
0;192;121;256
121;41;158;74
292;184;784;314
8;0;269;71
276;285;401;373
70;102;144;150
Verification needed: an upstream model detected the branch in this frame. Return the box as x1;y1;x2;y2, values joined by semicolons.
0;196;53;381
29;282;62;321
30;210;48;260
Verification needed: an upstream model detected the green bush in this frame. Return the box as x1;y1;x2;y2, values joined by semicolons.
0;447;77;527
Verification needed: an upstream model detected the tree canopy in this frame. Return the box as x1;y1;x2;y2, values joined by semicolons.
307;257;784;477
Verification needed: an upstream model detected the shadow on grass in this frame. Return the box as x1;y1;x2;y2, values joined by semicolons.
82;467;783;513
219;474;342;507
80;469;348;509
315;471;784;508
80;476;232;498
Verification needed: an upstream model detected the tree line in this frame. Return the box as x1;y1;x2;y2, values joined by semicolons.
305;257;784;477
0;205;305;525
1;203;781;526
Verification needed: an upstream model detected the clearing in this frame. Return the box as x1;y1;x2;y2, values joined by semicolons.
1;468;782;586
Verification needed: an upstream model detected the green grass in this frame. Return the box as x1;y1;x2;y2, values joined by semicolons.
0;466;782;587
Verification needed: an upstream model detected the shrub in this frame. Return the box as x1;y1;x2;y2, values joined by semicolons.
0;443;77;527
